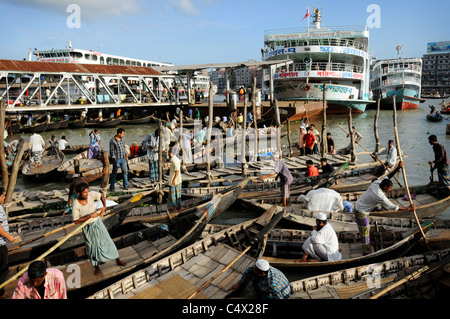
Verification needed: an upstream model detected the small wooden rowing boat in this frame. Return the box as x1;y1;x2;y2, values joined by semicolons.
5;187;231;296
121;114;153;124
59;144;90;154
426;114;443;122
21;149;65;180
68;117;87;128
6;191;154;266
87;204;283;299
262;221;433;274
244;182;450;219
289;248;450;299
85;117;122;128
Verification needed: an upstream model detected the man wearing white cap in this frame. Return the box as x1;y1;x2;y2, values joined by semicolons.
259;152;293;207
300;212;341;262
230;259;290;299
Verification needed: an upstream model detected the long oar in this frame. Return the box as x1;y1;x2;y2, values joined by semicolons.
369;255;450;299
337;123;403;187
0;192;144;291
187;206;284;299
392;96;431;251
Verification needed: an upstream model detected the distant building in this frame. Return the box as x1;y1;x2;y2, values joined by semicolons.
209;63;263;93
421;41;450;97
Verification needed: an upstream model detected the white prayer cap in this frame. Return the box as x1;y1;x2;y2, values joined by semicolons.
73;174;80;178
272;152;280;159
316;212;327;221
300;125;305;129
255;259;270;271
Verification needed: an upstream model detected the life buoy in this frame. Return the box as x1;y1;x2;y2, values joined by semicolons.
300;83;311;92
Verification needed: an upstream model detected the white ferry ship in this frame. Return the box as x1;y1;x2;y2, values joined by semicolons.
31;44;210;97
370;57;424;109
261;8;373;113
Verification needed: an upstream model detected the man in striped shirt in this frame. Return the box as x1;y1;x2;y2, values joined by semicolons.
12;260;67;299
109;128;129;191
230;259;290;299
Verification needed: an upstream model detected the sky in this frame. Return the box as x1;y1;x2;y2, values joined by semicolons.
0;0;449;65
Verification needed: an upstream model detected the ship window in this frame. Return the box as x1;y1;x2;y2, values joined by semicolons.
85;54;91;60
120;59;125;65
137;62;141;66
126;60;131;66
70;52;83;59
100;57;104;64
92;55;98;61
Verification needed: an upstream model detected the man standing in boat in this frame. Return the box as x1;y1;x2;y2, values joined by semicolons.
428;134;450;187
354;161;415;255
168;147;182;212
109;128;129;191
88;129;102;159
372;140;398;176
143;128;160;183
259;152;293;207
72;182;127;275
29;131;45;168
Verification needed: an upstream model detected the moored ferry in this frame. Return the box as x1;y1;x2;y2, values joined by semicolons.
31;44;210;97
261;8;373;113
370;57;424;109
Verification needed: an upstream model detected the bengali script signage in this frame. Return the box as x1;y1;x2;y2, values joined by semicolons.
274;70;364;80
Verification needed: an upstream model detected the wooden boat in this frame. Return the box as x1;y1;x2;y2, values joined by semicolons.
21;120;48;133
244;182;450;219
426;113;443;122
289;248;450;299
57;150;103;177
21;149;65;180
87;204;283;299
59;144;89;154
68;117;87;128
85;117;122;128
4;186;233;296
261;221;433;274
124;178;249;225
87;116;101;124
46;118;69;130
121;114;153;125
6;191;154;266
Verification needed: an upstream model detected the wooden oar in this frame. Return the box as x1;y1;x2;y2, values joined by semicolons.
187;206;284;299
0;192;144;291
337;123;403;187
392;95;431;251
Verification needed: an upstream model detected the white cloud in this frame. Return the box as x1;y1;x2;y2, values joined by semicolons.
168;0;220;17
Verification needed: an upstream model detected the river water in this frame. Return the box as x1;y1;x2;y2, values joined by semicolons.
8;97;450;221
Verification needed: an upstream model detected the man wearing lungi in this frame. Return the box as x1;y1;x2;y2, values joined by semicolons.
168;148;182;212
72;182;127;275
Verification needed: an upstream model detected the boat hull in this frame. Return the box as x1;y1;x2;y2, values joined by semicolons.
378;89;425;110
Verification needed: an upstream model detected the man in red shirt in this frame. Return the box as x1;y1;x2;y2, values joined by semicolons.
303;127;316;155
305;160;319;177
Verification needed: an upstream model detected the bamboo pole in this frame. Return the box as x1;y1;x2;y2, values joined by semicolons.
347;107;356;164
5;139;27;218
274;100;282;157
100;151;110;193
287;118;292;157
337;123;403;187
179;110;186;172
206;81;213;184
241;90;248;175
252;78;258;162
158;119;163;187
321;84;327;157
0;100;8;189
392;95;431;250
373;97;381;153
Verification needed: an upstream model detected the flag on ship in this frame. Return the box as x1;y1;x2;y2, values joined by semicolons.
301;8;309;21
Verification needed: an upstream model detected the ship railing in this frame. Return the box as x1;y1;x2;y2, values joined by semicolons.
265;26;366;36
376;66;422;75
264;38;367;52
278;62;364;74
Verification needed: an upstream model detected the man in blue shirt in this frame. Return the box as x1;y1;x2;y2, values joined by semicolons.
230;259;290;299
88;129;102;159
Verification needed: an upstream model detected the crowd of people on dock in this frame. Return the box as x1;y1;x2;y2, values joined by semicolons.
0;108;449;299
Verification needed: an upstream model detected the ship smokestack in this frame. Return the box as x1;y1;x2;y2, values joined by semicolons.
313;9;322;29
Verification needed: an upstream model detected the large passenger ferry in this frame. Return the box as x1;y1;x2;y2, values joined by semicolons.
370;56;424;109
31;43;210;97
261;8;373;113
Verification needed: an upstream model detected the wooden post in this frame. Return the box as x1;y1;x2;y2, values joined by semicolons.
347;107;356;164
321;84;327;157
206;81;213;183
392;94;431;250
179;110;185;171
241;90;248;175
252;78;258;162
100;152;110;193
158;120;163;186
374;97;381;153
0;101;8;189
74;159;80;175
287;118;292;157
4;139;27;217
274;100;282;156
